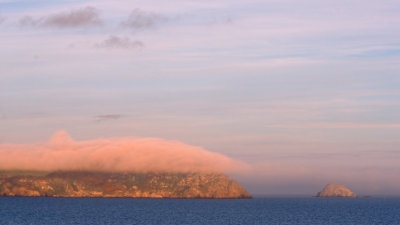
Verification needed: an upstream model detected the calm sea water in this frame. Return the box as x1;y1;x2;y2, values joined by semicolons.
0;197;399;225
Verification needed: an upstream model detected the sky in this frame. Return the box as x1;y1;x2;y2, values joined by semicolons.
0;0;400;196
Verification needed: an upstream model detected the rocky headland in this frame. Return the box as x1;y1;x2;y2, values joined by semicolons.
0;171;251;199
316;183;357;198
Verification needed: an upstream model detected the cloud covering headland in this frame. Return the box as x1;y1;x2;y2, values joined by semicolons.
0;131;248;174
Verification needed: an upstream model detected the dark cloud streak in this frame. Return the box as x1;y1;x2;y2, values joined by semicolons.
121;9;168;31
96;36;144;49
95;114;123;122
19;7;102;28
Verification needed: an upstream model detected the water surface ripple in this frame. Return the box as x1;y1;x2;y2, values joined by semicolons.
1;197;399;225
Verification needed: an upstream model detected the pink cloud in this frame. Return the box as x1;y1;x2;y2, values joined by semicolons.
0;131;248;173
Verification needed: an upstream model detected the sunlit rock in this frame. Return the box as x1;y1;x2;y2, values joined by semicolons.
316;183;357;197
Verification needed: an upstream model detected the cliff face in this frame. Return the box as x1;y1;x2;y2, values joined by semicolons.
316;184;357;198
0;171;251;199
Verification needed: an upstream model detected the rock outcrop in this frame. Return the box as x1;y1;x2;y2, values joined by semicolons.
0;171;251;199
316;183;357;198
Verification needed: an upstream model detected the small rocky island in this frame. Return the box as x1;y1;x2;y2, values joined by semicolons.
0;171;251;199
316;183;357;198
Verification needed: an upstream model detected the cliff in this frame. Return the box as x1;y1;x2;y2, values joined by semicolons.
0;171;251;199
316;183;357;198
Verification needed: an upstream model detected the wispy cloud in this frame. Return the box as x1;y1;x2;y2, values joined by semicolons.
94;114;123;122
266;122;400;129
19;16;38;26
96;36;144;49
0;112;5;120
19;6;102;28
0;15;5;24
120;8;168;31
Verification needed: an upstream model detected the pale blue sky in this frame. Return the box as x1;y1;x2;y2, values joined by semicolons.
1;0;400;195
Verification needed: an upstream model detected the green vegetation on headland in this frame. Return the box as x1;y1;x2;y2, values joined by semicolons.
0;170;251;199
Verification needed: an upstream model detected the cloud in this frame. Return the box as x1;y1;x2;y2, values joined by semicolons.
43;6;102;27
19;16;39;26
0;131;248;174
19;7;102;28
94;114;123;122
266;122;400;129
0;15;5;24
120;8;168;31
96;36;144;49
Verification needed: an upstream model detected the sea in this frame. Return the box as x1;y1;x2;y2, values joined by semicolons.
0;197;399;225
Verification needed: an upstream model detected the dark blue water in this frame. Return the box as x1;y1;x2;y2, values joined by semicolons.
1;197;399;225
